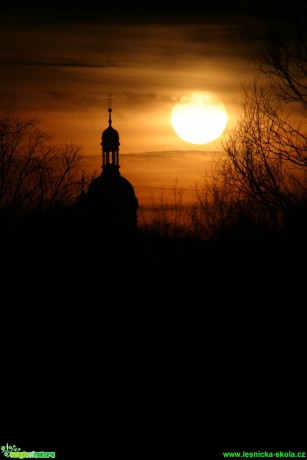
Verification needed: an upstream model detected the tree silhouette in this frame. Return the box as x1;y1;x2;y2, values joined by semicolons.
0;112;87;225
222;82;307;216
255;0;307;109
216;1;307;232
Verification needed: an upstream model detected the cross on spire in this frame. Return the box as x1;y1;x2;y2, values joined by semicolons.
106;94;113;125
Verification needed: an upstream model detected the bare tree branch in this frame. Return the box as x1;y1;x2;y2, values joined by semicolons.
0;112;88;222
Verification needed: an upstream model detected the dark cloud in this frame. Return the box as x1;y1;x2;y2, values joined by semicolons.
0;0;268;26
0;59;117;68
121;150;215;160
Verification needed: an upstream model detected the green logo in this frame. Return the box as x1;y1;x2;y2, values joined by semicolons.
1;446;20;458
1;445;56;459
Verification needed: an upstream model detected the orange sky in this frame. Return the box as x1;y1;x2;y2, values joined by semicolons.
0;2;263;206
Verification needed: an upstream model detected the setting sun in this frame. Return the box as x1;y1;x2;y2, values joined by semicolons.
171;91;228;144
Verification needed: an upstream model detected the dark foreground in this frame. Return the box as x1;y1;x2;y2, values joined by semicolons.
1;220;306;459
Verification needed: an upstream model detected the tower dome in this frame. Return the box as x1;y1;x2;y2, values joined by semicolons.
102;110;120;151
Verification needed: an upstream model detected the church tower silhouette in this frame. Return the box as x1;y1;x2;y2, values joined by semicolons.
84;102;139;236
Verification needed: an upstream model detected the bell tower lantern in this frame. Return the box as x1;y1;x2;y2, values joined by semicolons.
101;98;120;174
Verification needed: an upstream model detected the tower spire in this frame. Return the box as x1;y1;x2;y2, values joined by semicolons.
107;94;113;127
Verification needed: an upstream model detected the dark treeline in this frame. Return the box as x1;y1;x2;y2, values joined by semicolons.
1;197;306;459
